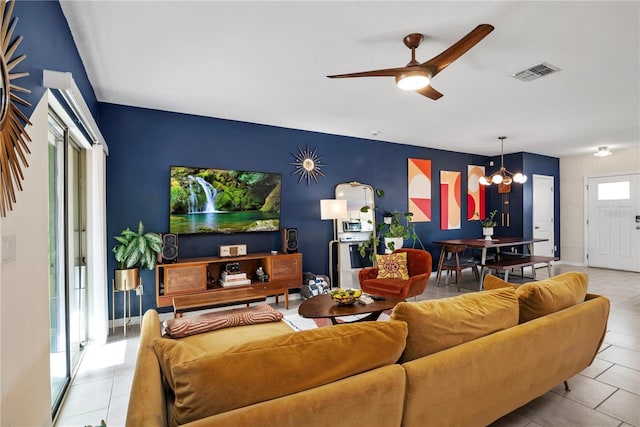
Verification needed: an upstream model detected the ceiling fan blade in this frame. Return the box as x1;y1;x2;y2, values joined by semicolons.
416;85;443;100
327;66;410;79
421;24;494;78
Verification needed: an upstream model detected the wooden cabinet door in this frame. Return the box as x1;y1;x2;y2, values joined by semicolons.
270;254;302;282
164;264;207;295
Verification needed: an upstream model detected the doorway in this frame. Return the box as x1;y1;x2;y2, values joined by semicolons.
532;174;555;258
586;173;640;272
48;111;88;415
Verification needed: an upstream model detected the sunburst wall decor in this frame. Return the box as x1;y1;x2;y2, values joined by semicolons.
0;0;31;217
290;145;325;185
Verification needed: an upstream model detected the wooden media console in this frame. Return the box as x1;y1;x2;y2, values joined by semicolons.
155;252;302;313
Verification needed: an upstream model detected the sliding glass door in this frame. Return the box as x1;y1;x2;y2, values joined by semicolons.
48;111;88;414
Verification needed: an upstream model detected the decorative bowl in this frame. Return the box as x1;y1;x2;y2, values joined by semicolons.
329;288;362;305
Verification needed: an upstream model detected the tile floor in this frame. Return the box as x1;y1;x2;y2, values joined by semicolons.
54;264;639;427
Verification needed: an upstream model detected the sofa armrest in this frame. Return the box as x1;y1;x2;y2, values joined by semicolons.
126;310;167;427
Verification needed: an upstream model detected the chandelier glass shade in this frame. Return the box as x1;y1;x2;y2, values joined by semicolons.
480;137;527;186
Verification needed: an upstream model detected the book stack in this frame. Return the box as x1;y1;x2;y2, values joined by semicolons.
219;271;251;287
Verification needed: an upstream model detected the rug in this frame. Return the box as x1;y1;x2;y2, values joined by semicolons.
283;311;391;331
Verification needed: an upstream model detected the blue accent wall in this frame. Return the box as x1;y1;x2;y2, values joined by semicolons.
14;1;98;120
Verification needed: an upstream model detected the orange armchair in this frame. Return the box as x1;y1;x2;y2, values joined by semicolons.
358;248;432;299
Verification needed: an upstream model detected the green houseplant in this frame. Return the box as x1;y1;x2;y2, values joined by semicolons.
358;189;425;261
480;209;498;240
113;221;162;290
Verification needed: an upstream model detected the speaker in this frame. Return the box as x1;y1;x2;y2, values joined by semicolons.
281;228;298;253
162;233;179;263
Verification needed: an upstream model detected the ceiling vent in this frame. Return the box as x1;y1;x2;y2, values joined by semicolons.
512;62;561;82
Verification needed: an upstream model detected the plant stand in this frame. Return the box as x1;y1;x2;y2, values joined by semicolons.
112;277;142;337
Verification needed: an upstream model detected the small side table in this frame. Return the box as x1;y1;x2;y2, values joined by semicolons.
112;278;142;337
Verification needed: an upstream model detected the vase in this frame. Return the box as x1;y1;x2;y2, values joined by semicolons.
384;237;404;254
482;227;494;241
114;268;140;291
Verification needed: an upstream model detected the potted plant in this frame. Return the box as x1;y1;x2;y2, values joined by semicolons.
358;188;425;260
380;211;415;253
480;210;498;240
113;221;163;290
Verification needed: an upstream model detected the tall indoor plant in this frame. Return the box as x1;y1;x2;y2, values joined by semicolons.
113;221;162;290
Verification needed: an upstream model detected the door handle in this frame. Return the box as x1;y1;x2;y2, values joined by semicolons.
534;226;540;230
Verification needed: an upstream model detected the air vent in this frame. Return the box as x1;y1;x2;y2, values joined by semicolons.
512;62;561;82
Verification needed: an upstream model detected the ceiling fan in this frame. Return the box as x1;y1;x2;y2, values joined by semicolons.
327;24;494;100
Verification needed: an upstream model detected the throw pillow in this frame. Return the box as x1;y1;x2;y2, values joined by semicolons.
516;271;589;323
170;320;408;426
376;252;410;279
482;272;589;323
163;304;283;338
483;274;519;290
390;287;519;363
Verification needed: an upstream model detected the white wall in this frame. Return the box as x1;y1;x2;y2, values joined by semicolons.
0;94;52;425
560;145;640;265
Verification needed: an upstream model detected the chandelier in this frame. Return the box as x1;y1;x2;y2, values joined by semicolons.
479;136;527;186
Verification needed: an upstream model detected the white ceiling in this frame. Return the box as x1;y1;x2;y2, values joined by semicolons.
60;1;639;158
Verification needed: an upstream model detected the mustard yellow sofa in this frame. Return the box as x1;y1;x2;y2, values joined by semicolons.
126;272;609;427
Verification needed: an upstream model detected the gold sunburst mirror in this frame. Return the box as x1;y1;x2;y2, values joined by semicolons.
290;145;325;185
0;0;31;217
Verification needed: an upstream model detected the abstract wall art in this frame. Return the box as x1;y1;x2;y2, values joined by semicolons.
407;158;431;222
440;170;461;230
467;165;486;221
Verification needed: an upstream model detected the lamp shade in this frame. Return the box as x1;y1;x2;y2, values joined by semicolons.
320;199;347;220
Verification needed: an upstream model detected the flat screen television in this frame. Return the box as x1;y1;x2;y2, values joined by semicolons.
169;166;282;234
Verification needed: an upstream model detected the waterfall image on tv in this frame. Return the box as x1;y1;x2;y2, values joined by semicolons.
169;166;282;234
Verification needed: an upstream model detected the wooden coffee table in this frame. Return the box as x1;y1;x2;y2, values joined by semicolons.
298;294;404;325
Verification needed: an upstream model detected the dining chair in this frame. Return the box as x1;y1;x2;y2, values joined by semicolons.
435;244;480;292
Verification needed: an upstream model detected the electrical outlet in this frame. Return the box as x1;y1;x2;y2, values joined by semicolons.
135;286;143;296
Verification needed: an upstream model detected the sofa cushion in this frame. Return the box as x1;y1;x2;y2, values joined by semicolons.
153;338;205;391
390;288;518;363
483;272;589;323
376;252;410;279
154;320;295;392
170;320;408;426
163;304;283;338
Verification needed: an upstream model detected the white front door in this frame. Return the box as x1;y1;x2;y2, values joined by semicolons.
587;174;640;272
533;174;555;258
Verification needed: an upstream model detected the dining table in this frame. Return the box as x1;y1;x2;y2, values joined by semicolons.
432;236;549;289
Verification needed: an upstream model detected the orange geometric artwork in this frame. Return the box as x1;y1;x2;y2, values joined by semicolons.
407;158;431;222
440;170;461;230
467;165;486;221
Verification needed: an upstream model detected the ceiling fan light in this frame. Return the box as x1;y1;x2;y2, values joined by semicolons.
492;174;503;184
479;176;489;186
395;70;430;90
502;176;513;185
